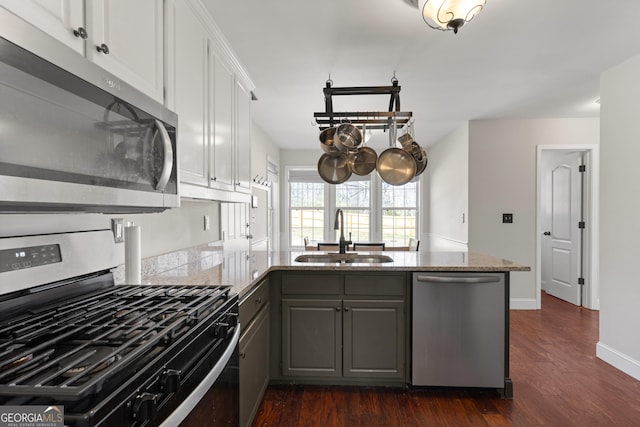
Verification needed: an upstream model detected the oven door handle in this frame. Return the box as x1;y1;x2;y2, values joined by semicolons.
159;325;240;427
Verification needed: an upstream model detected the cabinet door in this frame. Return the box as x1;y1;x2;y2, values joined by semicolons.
0;0;84;54
240;303;270;427
282;299;342;377
343;300;405;379
173;0;209;186
86;0;164;102
211;52;234;190
235;80;252;193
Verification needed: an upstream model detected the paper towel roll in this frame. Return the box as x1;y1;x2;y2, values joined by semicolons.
125;224;141;285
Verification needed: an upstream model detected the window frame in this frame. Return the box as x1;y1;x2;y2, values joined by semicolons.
285;166;420;249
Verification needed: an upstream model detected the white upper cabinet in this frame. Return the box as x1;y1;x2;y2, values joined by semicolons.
85;0;164;102
0;0;164;102
0;0;85;54
236;80;252;193
211;51;235;190
170;0;209;187
167;0;255;201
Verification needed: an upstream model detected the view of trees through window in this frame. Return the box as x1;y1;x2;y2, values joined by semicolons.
290;182;324;247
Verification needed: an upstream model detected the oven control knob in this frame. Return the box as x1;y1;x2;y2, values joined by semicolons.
214;322;229;339
132;392;158;422
161;369;181;394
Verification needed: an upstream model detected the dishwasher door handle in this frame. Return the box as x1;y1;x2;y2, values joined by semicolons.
415;275;501;284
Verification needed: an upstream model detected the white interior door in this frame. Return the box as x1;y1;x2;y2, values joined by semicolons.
541;152;583;305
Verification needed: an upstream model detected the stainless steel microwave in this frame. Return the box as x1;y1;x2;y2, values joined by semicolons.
0;9;179;213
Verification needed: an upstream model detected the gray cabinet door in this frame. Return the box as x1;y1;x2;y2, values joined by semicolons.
239;303;270;427
343;300;405;379
282;299;342;377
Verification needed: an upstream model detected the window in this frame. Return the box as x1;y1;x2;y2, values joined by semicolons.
382;181;418;246
287;167;419;248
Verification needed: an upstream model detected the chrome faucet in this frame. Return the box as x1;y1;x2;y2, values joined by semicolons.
334;209;352;254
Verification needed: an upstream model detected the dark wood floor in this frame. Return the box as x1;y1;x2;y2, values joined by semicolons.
252;292;640;426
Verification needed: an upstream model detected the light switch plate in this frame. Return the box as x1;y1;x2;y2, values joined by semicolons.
111;218;124;242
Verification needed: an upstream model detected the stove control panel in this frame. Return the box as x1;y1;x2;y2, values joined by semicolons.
0;244;61;273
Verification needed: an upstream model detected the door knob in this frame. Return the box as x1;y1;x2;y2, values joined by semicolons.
543;231;551;236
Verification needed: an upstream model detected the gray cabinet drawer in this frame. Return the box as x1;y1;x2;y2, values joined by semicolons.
240;277;269;328
344;274;405;296
282;273;342;295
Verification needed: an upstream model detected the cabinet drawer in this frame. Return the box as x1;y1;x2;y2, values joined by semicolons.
240;278;269;328
344;274;405;296
282;274;341;295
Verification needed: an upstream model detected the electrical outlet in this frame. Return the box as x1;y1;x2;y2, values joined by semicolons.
111;218;124;242
502;213;513;224
204;215;211;231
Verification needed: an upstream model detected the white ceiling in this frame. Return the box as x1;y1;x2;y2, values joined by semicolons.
202;0;640;150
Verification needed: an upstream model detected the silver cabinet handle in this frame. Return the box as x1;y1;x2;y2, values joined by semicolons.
154;119;173;191
73;27;88;39
415;275;501;284
96;43;110;54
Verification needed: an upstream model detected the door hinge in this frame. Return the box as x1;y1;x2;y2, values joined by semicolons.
578;221;586;229
578;277;585;285
579;164;586;173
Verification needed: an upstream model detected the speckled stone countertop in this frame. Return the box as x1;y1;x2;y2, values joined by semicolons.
129;244;529;299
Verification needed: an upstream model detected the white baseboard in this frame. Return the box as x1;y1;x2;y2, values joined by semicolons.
596;342;640;381
510;298;538;310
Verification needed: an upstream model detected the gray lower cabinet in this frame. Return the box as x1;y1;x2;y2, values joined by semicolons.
239;278;269;427
275;272;407;384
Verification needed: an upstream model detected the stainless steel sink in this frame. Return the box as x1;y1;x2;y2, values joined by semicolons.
294;254;393;264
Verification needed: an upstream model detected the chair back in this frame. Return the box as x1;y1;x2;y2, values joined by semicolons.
318;244;340;251
353;243;385;251
408;238;420;251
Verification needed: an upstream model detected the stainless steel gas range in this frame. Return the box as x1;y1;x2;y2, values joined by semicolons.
0;229;239;426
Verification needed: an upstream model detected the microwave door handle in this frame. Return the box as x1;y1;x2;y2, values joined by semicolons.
154;119;173;191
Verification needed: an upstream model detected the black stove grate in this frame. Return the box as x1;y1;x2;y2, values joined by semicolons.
0;285;230;399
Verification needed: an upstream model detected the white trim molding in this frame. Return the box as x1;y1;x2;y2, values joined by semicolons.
510;298;537;310
596;342;640;381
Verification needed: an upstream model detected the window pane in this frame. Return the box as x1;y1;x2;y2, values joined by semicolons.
290;181;325;246
291;208;324;246
382;208;416;246
334;209;370;242
336;180;369;208
290;182;324;208
382;181;417;246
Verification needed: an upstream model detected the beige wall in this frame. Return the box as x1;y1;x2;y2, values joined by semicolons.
423;123;469;248
598;52;640;380
468;118;599;307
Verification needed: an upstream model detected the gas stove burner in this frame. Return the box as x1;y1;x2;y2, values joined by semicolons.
0;353;33;372
61;347;117;378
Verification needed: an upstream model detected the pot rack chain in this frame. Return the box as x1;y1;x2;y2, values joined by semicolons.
314;77;413;131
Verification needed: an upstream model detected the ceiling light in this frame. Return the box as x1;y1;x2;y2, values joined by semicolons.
405;0;486;34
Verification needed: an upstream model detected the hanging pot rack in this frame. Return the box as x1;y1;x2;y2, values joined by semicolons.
313;78;413;131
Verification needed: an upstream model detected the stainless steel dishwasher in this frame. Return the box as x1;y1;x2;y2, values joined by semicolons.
412;272;507;391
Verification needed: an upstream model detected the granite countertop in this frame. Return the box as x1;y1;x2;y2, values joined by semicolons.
137;245;530;299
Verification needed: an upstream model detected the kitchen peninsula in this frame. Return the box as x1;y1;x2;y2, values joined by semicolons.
137;246;529;427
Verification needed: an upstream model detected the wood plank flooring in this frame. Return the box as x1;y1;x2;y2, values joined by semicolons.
252;292;640;426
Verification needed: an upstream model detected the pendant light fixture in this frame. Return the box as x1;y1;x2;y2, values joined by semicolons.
410;0;486;34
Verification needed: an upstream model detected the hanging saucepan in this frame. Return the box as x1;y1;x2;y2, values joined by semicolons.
318;152;352;184
399;122;427;176
408;143;428;176
349;124;377;176
319;127;340;156
376;120;416;186
334;121;363;152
